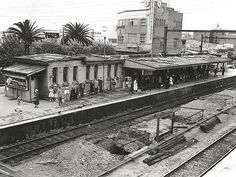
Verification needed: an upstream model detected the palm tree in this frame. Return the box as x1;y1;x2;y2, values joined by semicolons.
63;22;94;46
9;19;42;55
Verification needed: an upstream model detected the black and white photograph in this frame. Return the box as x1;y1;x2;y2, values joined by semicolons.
0;0;236;176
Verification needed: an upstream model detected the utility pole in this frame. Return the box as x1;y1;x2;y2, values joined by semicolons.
103;36;106;58
155;114;160;142
150;0;155;57
170;110;175;134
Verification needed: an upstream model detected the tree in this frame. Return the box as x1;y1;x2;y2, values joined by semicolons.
8;19;42;55
63;22;94;46
0;33;25;69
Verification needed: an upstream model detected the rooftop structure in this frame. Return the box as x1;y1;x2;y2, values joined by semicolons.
116;1;183;55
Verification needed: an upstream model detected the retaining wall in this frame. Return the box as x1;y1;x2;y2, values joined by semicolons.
0;76;236;146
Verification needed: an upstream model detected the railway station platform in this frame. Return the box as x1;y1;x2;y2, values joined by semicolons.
0;69;236;129
0;69;236;147
203;147;236;177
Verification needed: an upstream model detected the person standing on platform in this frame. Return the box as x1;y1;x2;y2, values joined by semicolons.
57;87;63;107
80;82;85;97
94;79;99;94
15;95;22;113
48;86;54;102
98;77;103;93
169;76;173;87
33;89;39;108
133;79;138;92
222;65;225;76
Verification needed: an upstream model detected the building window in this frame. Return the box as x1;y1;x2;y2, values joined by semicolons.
94;65;98;79
63;67;68;82
52;67;58;83
160;40;163;47
114;64;118;77
128;33;137;44
119;20;124;26
130;19;134;26
141;18;147;25
73;66;78;81
118;35;124;44
107;64;111;78
140;34;145;43
86;65;90;80
174;39;179;48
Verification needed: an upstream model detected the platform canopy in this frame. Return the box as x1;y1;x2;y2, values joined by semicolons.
124;55;232;71
3;63;46;78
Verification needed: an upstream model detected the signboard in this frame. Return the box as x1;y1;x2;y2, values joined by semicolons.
6;77;28;90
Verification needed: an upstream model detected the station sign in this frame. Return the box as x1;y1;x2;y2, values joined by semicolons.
6;77;28;90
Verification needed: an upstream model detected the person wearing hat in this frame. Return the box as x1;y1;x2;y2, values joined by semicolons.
33;89;39;108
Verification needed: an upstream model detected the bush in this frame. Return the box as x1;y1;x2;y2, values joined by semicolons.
91;42;116;55
32;41;68;55
0;33;25;68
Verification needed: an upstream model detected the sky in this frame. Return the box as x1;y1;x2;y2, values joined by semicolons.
0;0;236;31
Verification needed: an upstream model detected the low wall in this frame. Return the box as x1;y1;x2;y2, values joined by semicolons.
0;76;236;146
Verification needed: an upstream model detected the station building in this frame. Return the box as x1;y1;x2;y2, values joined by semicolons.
116;1;183;55
2;54;124;102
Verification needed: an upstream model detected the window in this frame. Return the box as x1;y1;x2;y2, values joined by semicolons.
107;64;111;78
114;64;118;77
140;34;145;43
86;65;90;80
52;67;58;83
141;18;147;25
130;19;134;26
73;66;78;81
63;67;68;82
119;20;124;26
94;65;98;79
118;35;124;44
174;39;179;48
128;34;137;44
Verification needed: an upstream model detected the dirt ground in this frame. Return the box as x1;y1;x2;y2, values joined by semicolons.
14;89;236;177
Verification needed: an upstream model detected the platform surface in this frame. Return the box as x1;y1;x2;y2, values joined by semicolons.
0;69;236;128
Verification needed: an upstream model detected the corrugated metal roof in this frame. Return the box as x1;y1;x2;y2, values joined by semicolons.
124;55;232;70
3;64;46;76
14;53;85;63
85;56;124;63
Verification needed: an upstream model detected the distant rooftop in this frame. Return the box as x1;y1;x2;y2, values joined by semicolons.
117;9;149;15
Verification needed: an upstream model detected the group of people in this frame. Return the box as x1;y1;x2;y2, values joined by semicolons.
48;78;104;107
15;88;39;113
124;77;138;94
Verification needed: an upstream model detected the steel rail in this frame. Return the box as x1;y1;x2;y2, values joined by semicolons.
0;83;235;164
163;127;236;177
96;103;236;177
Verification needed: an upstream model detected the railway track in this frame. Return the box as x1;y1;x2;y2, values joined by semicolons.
0;92;196;164
0;85;233;164
163;127;236;177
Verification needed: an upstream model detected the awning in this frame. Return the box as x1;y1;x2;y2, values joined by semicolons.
124;55;232;71
3;63;46;77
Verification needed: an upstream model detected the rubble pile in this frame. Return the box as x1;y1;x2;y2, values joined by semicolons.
16;139;121;177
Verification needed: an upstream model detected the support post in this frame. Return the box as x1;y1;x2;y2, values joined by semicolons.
155;114;160;142
200;34;203;54
163;26;168;57
170;111;175;134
